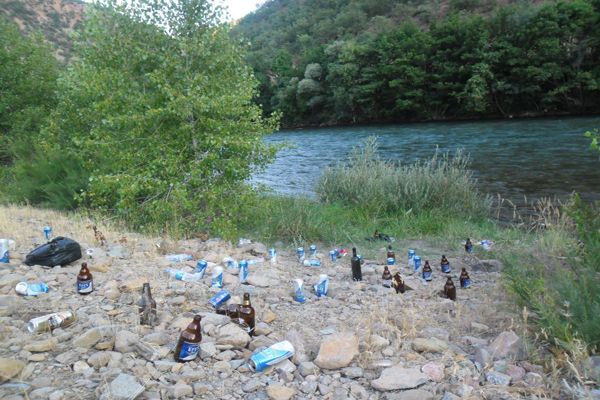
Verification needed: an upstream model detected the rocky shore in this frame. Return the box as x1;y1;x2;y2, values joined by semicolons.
0;207;550;399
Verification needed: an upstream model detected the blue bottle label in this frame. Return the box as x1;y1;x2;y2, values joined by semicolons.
422;271;432;281
77;279;93;293
0;250;8;263
387;258;395;266
383;279;392;288
178;341;199;361
462;278;472;288
441;264;451;273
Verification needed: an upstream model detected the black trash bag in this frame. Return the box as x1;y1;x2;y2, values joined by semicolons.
25;236;82;267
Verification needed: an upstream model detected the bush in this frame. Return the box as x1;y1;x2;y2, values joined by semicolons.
315;136;489;218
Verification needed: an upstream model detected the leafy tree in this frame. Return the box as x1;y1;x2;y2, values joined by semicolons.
0;17;58;167
18;0;278;235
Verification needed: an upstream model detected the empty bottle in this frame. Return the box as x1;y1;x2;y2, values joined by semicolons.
351;247;362;281
392;272;405;294
16;282;49;296
293;279;306;303
460;268;472;288
238;293;256;336
444;277;456;301
27;311;76;333
77;262;93;295
386;245;395;265
138;283;157;326
212;266;224;288
422;260;433;281
314;274;329;297
465;238;473;253
382;266;392;288
164;268;203;282
440;255;451;273
174;315;202;362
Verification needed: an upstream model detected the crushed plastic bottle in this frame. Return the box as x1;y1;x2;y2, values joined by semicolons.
303;259;321;267
223;257;239;270
15;282;49;296
248;341;295;372
165;254;193;262
212;266;224;288
164;268;203;282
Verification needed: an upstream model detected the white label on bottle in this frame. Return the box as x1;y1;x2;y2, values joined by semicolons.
178;341;199;361
77;279;93;293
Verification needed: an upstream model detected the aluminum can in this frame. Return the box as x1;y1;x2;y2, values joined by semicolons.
314;274;329;297
249;341;295;372
387;257;395;266
408;249;415;264
309;244;317;257
212;266;224;288
27;311;75;333
209;290;231;308
0;239;9;263
293;279;306;303
296;247;305;262
269;248;277;264
43;226;52;241
196;259;208;277
239;260;249;284
329;250;337;262
413;255;421;272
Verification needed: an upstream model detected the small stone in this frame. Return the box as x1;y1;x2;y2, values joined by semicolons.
412;338;448;353
213;360;231;372
370;334;390;349
88;352;112;368
300;381;317;394
73;328;102;349
506;364;526;382
342;366;364;379
421;362;444;382
285;330;307;364
299;361;318;377
390;389;435;400
525;372;543;385
24;338;57;353
246;275;271;287
254;322;272;336
72;361;92;373
0;357;25;382
169;296;186;305
475;346;491;368
193;383;211;395
49;390;65;400
314;333;359;369
142;332;169;346
371;366;430;391
170;383;193;398
266;384;296;400
242;380;263;393
441;392;461;400
114;330;138;353
274;359;296;374
100;373;144;400
471;322;490;332
199;342;218;360
485;370;512;386
488;331;526;361
262;309;276;323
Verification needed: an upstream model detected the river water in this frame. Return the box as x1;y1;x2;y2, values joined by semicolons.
252;116;600;204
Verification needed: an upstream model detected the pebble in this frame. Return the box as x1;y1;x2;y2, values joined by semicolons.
266;384;295;400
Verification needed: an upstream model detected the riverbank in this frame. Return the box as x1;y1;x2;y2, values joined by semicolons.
0;204;586;399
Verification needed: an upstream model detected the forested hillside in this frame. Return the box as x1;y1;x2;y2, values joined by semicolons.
233;0;600;127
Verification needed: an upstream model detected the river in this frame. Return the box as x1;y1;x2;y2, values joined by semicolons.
252;116;600;205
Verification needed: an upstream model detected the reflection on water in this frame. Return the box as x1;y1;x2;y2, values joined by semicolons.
251;117;600;204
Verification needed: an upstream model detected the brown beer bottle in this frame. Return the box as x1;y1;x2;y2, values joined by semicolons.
422;260;433;281
238;293;256;336
460;268;472;288
216;303;240;318
444;277;456;301
392;272;405;294
174;315;202;362
76;262;94;295
382;266;392;288
138;283;157;326
465;238;473;253
386;245;395;262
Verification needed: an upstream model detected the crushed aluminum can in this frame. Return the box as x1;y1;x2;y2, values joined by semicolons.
314;274;329;297
387;257;395;266
413;255;421;272
248;340;295;372
296;247;305;262
329;250;337;262
239;260;249;284
196;259;208;278
309;244;317;257
293;279;306;303
408;249;415;264
209;290;231;308
211;266;224;288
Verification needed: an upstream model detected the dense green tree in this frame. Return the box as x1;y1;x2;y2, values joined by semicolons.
13;0;278;234
0;17;58;166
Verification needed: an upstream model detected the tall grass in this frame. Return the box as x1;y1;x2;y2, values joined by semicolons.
316;136;490;218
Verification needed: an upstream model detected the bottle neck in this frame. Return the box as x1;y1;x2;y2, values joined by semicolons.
352;248;357;257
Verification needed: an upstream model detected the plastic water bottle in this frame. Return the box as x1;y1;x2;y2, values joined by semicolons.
164;268;202;282
15;282;49;296
165;254;193;262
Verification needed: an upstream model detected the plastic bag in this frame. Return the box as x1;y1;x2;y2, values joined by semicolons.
25;237;82;267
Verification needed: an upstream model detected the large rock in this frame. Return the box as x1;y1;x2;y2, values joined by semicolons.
0;357;25;382
314;333;359;369
99;373;144;400
24;338;57;353
371;366;430;391
412;338;448;353
485;371;511;386
114;330;139;353
216;323;250;348
488;331;526;361
285;330;308;364
267;384;296;400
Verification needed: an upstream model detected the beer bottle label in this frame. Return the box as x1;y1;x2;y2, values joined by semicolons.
441;263;451;273
77;279;93;293
461;278;472;288
178;341;199;361
422;271;432;281
382;279;392;288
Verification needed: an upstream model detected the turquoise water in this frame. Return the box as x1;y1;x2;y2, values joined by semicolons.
252;117;600;203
